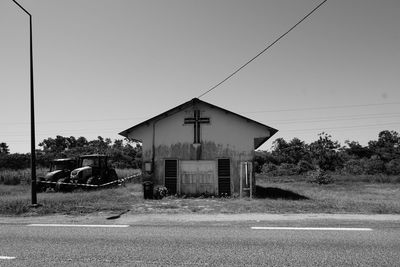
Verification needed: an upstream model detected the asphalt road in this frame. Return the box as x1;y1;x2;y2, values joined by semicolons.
1;215;400;266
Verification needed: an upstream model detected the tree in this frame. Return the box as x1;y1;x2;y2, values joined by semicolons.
76;136;89;148
39;135;67;153
0;142;10;154
271;137;309;165
88;136;112;153
344;140;373;159
309;132;343;171
254;150;275;173
368;130;400;162
271;138;290;164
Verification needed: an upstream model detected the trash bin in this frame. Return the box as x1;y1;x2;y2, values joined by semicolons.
142;181;154;199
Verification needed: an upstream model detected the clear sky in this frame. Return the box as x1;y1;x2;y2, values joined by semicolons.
1;0;399;153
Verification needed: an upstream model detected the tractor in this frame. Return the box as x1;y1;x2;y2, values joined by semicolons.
38;158;77;192
69;154;118;186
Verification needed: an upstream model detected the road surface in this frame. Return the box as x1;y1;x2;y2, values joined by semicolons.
1;213;399;266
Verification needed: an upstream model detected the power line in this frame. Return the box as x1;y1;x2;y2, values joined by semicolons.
3;111;397;133
284;122;400;132
197;0;328;98
274;115;400;125
2;120;399;140
0;129;119;137
241;102;400;114
0;116;149;125
267;112;400;123
2;101;399;126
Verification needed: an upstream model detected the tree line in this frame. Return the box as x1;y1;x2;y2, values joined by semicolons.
0;136;142;170
255;130;400;176
1;130;399;175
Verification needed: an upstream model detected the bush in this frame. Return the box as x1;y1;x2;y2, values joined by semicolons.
343;158;389;175
343;159;364;175
154;186;168;199
277;163;299;176
363;158;385;175
385;159;400;175
262;163;299;176
262;162;315;176
297;160;315;174
0;154;30;170
261;163;278;174
307;168;334;185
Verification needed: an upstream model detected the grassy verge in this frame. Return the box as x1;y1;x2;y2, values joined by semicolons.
0;183;142;216
0;174;399;216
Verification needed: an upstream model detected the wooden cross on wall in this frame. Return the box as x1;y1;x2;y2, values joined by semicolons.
184;110;210;144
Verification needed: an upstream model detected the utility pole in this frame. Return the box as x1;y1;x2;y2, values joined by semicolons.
11;0;38;206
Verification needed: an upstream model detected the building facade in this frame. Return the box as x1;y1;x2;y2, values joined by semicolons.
120;98;277;196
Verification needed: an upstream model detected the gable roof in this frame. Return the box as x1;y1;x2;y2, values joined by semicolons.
119;98;278;148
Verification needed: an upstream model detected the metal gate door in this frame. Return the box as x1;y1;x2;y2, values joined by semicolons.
180;161;216;195
218;158;231;196
164;160;178;194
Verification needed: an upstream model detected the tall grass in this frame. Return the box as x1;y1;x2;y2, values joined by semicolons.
116;168;141;179
0;168;47;185
0;168;140;186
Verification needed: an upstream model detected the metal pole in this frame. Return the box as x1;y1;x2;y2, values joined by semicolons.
11;0;38;206
29;14;37;206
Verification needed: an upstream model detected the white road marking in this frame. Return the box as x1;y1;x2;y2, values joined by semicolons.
251;227;373;231
28;224;129;228
0;256;16;260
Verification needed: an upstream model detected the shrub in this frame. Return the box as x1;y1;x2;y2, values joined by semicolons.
385;159;400;175
307;168;334;184
154;186;168;199
277;163;299;176
297;160;314;174
0;154;30;170
262;162;314;176
261;163;278;175
262;163;299;176
343;159;364;175
363;158;385;175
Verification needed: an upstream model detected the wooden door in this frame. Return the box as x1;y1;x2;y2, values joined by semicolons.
180;160;216;195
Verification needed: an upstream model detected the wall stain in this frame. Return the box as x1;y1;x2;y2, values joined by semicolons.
143;141;255;195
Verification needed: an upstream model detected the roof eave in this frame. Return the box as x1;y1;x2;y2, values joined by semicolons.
254;128;279;150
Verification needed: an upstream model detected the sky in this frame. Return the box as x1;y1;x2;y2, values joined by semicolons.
0;0;399;153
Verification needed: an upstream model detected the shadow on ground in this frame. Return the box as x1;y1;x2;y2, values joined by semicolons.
255;185;309;200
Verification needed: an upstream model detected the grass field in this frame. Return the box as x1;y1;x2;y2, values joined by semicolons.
0;173;399;216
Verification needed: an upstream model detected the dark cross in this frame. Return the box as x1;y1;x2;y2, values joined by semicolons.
184;110;210;144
